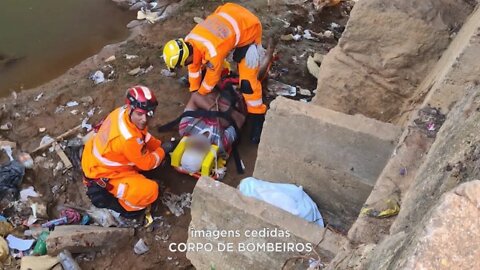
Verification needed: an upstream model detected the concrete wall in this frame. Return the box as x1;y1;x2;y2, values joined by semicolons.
253;97;401;230
312;0;476;123
186;177;346;270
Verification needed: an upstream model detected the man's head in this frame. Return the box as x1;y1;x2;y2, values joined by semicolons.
163;39;193;71
125;85;158;130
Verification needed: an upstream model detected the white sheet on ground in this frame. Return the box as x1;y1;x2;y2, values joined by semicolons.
238;177;324;227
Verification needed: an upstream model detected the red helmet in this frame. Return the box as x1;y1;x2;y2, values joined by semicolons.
125;85;158;116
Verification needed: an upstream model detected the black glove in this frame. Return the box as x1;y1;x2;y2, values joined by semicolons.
161;141;176;154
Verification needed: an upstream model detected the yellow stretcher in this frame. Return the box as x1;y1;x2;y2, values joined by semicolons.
170;136;228;180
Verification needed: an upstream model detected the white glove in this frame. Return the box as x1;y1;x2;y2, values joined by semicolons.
245;44;260;69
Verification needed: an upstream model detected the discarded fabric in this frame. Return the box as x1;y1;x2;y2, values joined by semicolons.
20;186;40;202
238;177;324;227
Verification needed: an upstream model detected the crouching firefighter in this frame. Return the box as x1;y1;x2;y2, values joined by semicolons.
81;86;171;218
162;2;267;144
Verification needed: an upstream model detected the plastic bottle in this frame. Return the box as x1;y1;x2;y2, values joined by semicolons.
58;250;81;270
31;231;50;255
41;216;68;228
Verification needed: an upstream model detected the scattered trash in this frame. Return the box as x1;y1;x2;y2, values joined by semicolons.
161;69;176;77
280;33;302;41
89;70;105;85
39;127;46;133
58;250;81;270
0;122;12;131
66;101;79;107
81;117;92;131
104;55;116;63
129;65;153;76
133;238;149;255
20;186;39;202
137;9;161;24
6;235;34;251
41;217;68;228
360;198;400;218
31;231;49;256
399;167;407;176
267;79;296;97
60;208;81;224
161;192;192;217
238;177;324;227
34;92;44;102
413;106;446;138
124;54;138;60
0;161;25;201
87;207;118;227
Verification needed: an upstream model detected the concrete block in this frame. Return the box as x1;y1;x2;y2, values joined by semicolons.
312;0;475;122
186;177;346;270
45;225;134;255
254;97;401;229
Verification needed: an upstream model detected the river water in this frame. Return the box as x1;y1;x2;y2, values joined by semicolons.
0;0;133;97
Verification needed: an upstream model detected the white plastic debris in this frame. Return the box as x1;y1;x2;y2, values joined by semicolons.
81;118;92;131
330;22;341;29
144;65;154;74
124;54;138;60
161;192;192;217
292;34;302;41
6;235;34;251
87;206;118;227
70;110;79;115
134;239;149;255
267;79;296;97
39;127;46;133
90;70;105;85
160;69;176;77
66;101;79;107
34;92;44;101
20;186;40;202
87;108;95;117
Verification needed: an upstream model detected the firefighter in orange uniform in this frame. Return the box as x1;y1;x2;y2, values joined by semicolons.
162;3;266;144
81;85;170;218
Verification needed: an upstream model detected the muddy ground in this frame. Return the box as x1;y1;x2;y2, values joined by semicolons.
0;0;353;269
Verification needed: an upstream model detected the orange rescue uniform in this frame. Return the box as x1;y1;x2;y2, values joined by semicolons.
186;3;266;114
81;107;165;211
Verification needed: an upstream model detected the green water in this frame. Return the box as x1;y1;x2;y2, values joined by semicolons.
0;0;133;96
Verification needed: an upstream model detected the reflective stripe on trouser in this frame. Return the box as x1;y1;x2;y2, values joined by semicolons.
238;57;267;114
108;173;159;211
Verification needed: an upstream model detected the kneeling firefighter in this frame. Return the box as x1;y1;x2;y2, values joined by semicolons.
162;2;267;144
81;86;172;218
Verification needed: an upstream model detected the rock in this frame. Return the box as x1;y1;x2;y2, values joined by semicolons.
44;225;134;255
104;55;116;62
313;0;475;121
126;19;144;29
80;96;93;106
